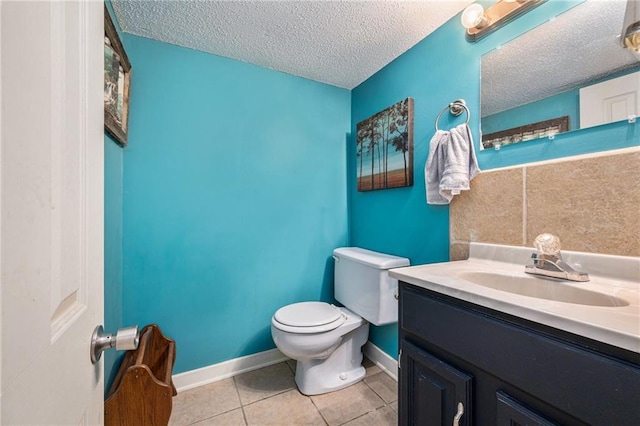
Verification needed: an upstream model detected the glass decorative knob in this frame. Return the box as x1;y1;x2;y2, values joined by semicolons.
533;233;561;256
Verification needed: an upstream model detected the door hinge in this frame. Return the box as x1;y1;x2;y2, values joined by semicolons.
398;349;402;369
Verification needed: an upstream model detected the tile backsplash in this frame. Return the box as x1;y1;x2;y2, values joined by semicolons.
450;149;640;260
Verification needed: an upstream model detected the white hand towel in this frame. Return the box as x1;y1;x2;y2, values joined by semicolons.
425;130;451;205
425;123;480;205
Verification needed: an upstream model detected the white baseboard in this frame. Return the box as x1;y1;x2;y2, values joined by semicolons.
363;341;398;381
172;348;289;392
172;341;398;392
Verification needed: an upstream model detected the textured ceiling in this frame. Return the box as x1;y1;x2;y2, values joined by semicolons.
482;0;640;117
111;0;473;89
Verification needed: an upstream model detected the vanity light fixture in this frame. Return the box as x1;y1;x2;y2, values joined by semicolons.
461;0;546;42
621;0;640;53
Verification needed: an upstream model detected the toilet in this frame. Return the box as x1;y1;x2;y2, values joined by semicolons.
271;247;409;395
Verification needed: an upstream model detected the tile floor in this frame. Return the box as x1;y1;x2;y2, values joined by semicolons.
169;358;398;426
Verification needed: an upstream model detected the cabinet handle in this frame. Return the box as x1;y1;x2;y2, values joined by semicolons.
453;402;464;426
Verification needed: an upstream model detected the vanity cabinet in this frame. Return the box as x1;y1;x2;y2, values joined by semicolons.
401;340;472;426
399;283;640;426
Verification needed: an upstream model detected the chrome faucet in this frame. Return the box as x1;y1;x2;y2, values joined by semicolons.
524;234;589;282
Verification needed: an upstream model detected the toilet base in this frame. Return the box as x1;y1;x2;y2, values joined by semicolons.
294;321;369;395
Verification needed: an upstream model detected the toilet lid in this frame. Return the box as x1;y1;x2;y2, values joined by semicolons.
274;302;344;328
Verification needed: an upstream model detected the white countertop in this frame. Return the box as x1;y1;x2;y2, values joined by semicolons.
389;243;640;353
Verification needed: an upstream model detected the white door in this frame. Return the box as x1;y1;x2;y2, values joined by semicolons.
580;71;640;128
1;0;104;424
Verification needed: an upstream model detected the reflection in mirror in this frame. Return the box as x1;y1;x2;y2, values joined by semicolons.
481;0;640;150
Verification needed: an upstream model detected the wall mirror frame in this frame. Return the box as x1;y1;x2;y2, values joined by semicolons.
480;0;640;151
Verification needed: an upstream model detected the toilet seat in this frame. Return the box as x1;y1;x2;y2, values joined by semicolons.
272;302;346;334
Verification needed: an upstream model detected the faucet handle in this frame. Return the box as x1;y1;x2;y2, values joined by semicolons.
533;233;561;256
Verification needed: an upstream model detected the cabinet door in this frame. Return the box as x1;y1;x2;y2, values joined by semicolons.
496;392;558;426
400;340;472;426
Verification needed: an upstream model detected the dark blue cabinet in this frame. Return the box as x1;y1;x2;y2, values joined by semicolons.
400;340;472;426
399;283;640;426
496;391;557;426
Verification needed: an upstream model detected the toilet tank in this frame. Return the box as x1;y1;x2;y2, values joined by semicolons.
333;247;410;326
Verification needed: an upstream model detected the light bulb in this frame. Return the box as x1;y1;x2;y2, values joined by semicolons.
624;27;640;53
461;4;486;29
621;0;640;53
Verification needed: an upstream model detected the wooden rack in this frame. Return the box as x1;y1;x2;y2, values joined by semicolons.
105;324;177;426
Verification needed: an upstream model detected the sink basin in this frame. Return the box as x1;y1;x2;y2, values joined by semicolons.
456;271;630;307
389;242;640;353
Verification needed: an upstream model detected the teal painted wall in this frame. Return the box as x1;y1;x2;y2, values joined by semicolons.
350;0;638;358
104;135;124;390
121;34;351;374
104;0;640;376
104;1;125;391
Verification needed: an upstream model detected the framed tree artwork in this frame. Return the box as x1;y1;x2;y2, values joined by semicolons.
356;98;414;191
104;4;131;146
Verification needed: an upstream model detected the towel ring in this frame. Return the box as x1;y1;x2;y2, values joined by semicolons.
435;99;470;132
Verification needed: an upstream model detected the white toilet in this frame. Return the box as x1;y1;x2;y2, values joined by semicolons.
271;247;409;395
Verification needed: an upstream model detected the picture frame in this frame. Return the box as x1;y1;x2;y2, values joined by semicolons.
104;4;131;146
356;98;414;191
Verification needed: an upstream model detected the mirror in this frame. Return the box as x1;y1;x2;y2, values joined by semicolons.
481;0;640;150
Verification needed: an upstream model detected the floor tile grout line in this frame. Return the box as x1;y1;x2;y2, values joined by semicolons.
234;362;296;407
173;359;397;426
285;359;296;375
336;408;371;426
239;386;297;408
308;394;330;426
186;407;239;426
341;404;398;426
362;374;397;406
232;375;250;426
